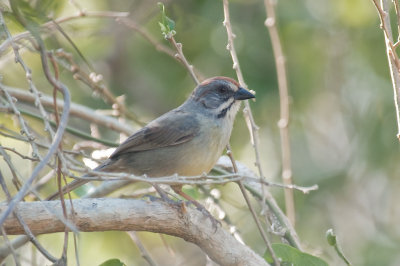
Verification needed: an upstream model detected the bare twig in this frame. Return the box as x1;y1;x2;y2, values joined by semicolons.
50;54;70;264
1;146;40;162
117;18;177;59
50;171;245;186
3;86;135;135
393;0;400;42
0;236;29;263
127;232;158;266
221;0;267;211
0;227;20;266
263;0;295;224
53;50;144;126
225;145;279;266
0;5;71;226
221;1;280;265
0;10;41;159
0;170;58;263
216;156;302;250
0;146;23;190
0;11;129;55
118;17;204;83
372;0;400;140
259;179;318;194
167;37;200;85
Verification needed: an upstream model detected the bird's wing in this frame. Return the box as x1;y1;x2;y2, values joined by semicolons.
110;109;199;158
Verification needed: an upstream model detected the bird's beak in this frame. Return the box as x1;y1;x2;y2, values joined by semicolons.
234;87;255;100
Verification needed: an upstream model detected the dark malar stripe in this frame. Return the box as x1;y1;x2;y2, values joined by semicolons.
217;101;235;118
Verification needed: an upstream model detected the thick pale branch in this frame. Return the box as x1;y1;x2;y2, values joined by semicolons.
1;199;268;266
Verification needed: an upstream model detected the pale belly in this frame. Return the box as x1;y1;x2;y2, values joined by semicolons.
103;116;233;177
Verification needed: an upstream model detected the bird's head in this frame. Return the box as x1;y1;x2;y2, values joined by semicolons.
187;76;255;120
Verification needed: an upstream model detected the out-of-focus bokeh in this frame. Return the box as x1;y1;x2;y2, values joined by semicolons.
1;0;400;265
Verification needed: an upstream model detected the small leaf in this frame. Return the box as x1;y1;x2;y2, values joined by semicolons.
264;243;328;266
326;228;337;246
99;258;126;266
73;183;96;197
158;22;167;34
157;2;176;38
182;187;201;199
165;16;175;31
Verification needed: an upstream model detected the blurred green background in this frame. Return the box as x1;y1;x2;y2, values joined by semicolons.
1;0;400;265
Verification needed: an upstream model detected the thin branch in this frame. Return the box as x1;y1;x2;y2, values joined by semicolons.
1;199;270;266
216;156;302;250
0;11;129;55
0;5;71;226
0;146;23;190
167;37;199;85
1;227;20;266
0;11;41;159
127;232;158;266
117;18;176;59
52;50;144;126
259;179;318;194
222;1;280;265
221;0;267;213
50;171;245;187
372;0;400;140
393;0;400;42
263;0;295;224
118;17;204;83
225;145;279;265
1;146;40;162
3;86;135;135
0;170;58;263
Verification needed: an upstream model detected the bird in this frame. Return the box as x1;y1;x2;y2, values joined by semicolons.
48;76;255;212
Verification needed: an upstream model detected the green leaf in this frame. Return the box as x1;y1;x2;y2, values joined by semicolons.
73;183;96;197
264;243;328;266
157;2;176;38
158;22;167;34
99;258;126;266
165;16;175;32
182;187;201;199
326;228;337;246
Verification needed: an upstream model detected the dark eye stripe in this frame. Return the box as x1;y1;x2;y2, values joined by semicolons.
217;101;235;118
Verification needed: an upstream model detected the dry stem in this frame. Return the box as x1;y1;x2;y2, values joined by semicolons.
222;1;280;264
263;0;295;225
372;0;400;140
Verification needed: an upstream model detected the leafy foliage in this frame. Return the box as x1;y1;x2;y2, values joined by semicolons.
99;258;126;266
264;244;328;266
158;2;176;39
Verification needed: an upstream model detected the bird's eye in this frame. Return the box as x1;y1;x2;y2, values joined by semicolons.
218;86;228;94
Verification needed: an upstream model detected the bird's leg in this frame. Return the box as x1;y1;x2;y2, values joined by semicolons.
171;186;221;229
152;183;177;205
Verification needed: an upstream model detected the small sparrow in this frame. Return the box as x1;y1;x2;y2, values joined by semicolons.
48;76;255;210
